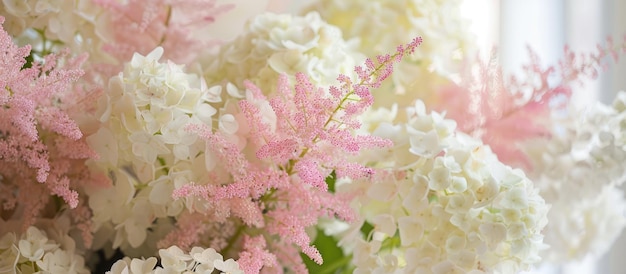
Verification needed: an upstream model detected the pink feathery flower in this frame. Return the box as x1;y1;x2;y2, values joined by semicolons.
94;0;234;65
171;37;421;272
237;236;278;274
434;38;626;169
158;212;209;251
0;17;99;231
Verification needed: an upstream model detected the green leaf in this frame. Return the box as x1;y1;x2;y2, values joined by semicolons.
325;170;337;193
302;228;351;274
22;52;34;70
360;221;374;239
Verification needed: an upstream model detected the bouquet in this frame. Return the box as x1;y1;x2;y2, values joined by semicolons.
1;1;625;273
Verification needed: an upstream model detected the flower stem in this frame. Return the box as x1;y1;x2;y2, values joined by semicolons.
158;6;172;46
221;224;244;256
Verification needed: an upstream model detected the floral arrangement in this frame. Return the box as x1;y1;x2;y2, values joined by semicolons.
1;1;625;274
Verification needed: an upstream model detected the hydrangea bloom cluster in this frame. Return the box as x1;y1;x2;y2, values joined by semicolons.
0;225;89;274
203;12;362;93
0;0;99;47
431;36;626;263
85;46;222;254
521;92;626;262
107;246;243;274
307;0;475;108
342;101;549;273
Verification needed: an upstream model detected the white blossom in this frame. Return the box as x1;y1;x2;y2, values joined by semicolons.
107;246;241;274
307;0;476;109
343;101;549;273
86;47;227;252
521;91;626;262
0;226;89;274
203;11;362;94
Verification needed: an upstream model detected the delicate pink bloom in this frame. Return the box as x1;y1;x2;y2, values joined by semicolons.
94;0;234;65
0;17;98;233
433;40;626;169
170;38;421;272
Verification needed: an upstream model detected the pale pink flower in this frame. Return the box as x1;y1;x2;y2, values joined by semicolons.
0;18;100;237
433;39;626;169
94;0;234;65
169;38;421;272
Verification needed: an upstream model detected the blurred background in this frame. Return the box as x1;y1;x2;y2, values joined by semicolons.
467;2;626;273
213;0;626;273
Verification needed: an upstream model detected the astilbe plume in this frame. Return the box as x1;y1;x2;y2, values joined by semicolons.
94;0;234;65
433;37;626;169
171;37;422;273
0;17;98;240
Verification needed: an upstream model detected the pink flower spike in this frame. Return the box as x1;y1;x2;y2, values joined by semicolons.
171;182;210;200
237;235;278;274
37;107;83;140
434;36;625;169
256;139;299;165
294;158;327;191
94;0;235;65
0;17;97;223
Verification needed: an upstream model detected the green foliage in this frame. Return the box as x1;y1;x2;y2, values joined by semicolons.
326;170;337;193
360;221;374;239
22;52;34;70
302;228;352;274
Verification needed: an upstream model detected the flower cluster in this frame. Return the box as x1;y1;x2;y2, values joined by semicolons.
203;12;362;93
307;0;475;108
85;46;221;253
0;0;99;48
0;225;89;274
521;92;626;262
0;17;99;247
78;8;422;271
107;246;242;274
95;0;234;65
2;1;626;273
167;37;422;273
342;101;549;273
428;34;626;264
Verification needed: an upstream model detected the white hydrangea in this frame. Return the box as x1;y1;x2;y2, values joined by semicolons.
307;0;475;108
0;226;89;274
343;100;549;274
107;246;243;274
203;11;362;93
521;91;626;262
1;0;104;57
86;47;229;252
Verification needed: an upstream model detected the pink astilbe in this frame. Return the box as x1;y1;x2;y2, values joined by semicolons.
95;0;234;65
434;38;626;169
172;37;422;273
237;236;278;274
158;212;210;251
0;17;98;231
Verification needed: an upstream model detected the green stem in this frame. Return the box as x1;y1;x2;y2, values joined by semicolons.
318;254;353;274
221;224;245;256
158;6;172;46
157;156;170;174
